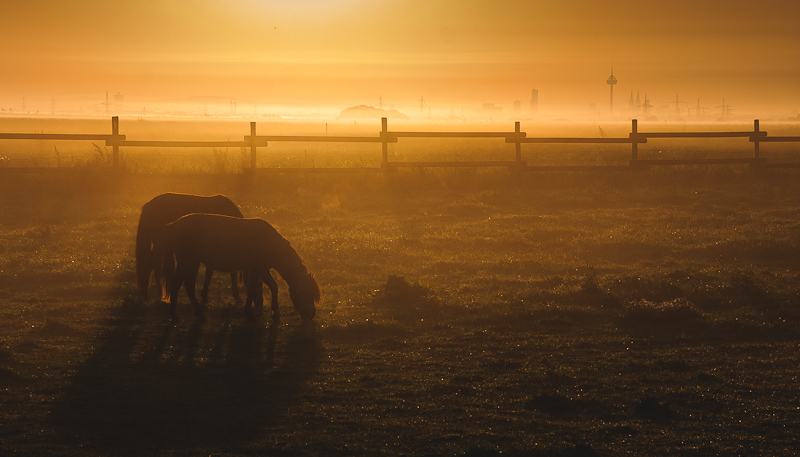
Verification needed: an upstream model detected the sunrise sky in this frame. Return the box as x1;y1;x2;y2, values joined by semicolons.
2;0;799;119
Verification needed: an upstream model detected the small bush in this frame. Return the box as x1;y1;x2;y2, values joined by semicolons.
610;274;684;304
621;298;704;327
574;269;620;309
372;274;440;319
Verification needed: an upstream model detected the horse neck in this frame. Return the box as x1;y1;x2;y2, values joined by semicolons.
272;244;308;286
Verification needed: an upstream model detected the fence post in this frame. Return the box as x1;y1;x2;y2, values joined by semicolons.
514;121;522;163
381;117;389;169
753;119;760;160
630;118;638;166
111;116;120;168
250;121;257;170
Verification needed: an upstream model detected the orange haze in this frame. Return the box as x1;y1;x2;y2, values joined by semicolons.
2;0;799;119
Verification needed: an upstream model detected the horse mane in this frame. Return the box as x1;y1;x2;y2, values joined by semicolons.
307;272;322;303
261;221;308;273
258;221;321;306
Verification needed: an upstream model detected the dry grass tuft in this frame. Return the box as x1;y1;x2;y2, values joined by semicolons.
621;298;704;327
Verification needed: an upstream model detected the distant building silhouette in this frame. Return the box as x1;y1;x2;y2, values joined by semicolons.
530;89;538;113
482;103;503;117
642;94;652;115
628;91;635;110
606;67;617;113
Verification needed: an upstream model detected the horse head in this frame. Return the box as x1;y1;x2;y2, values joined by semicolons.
289;273;320;320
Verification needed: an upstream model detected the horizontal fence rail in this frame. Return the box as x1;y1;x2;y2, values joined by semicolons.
0;116;798;174
0;133;125;141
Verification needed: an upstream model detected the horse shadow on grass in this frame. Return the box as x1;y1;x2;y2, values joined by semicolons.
50;296;322;453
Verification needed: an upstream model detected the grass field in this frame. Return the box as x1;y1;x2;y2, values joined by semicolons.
1;161;800;455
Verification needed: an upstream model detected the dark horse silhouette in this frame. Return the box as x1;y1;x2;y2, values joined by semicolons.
135;193;244;302
163;213;320;322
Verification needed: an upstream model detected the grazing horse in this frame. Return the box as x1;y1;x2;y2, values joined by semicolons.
163;213;320;322
135;192;244;302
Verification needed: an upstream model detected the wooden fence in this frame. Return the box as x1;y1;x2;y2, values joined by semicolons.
1;116;799;174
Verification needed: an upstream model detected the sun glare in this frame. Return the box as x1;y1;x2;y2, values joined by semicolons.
240;0;369;20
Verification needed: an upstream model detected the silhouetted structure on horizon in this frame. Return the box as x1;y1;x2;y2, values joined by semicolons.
481;103;503;117
530;88;538;114
606;67;617;113
642;94;653;115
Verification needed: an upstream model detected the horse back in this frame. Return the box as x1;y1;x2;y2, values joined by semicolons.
141;193;242;228
168;214;279;272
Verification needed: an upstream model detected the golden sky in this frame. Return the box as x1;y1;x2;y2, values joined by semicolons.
2;0;799;117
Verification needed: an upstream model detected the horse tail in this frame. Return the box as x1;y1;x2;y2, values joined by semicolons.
134;208;153;298
161;223;176;303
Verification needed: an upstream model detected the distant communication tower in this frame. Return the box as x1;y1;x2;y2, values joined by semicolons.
606;67;617;113
101;90;123;113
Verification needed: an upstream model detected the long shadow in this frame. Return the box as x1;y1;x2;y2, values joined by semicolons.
50;295;322;453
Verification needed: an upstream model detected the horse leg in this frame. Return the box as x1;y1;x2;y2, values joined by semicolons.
244;272;263;319
259;270;280;321
184;263;205;322
169;263;186;321
231;271;242;305
201;266;213;304
244;271;253;314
